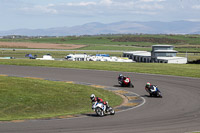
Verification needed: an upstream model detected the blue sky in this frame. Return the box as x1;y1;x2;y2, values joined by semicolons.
0;0;200;31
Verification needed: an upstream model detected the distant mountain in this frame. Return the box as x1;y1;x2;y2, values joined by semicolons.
0;20;200;36
192;31;200;34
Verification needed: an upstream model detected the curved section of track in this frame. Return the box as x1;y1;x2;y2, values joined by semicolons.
0;65;200;133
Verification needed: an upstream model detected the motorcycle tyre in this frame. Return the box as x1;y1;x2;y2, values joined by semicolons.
95;107;105;117
158;94;163;98
129;83;134;88
110;109;115;115
157;92;162;98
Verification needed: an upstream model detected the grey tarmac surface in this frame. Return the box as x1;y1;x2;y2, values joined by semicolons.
0;65;200;133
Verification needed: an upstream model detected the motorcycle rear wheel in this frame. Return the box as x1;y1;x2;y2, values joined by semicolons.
110;109;115;115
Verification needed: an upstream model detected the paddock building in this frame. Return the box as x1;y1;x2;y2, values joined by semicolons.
123;45;187;64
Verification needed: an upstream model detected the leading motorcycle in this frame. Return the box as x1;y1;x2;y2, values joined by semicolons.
92;101;115;117
118;76;134;88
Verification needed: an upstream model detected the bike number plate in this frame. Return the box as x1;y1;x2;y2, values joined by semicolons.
125;78;129;83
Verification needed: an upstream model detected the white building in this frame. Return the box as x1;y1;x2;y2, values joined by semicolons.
65;54;135;62
123;51;151;63
123;45;187;64
36;54;55;60
65;54;88;61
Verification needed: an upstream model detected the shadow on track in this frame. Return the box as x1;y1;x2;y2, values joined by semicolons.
140;95;163;98
113;85;121;87
82;113;99;117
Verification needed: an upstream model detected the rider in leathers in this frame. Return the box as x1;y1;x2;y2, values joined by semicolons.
118;74;126;84
90;94;110;111
145;82;157;94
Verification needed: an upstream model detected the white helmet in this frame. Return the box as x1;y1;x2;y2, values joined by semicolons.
90;94;95;100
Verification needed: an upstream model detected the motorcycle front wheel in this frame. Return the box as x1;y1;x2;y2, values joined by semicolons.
129;83;134;88
95;107;105;117
110;109;115;115
157;92;162;98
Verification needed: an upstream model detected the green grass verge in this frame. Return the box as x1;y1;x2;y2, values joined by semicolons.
76;45;151;51
1;34;200;45
0;50;123;58
1;34;200;52
0;76;122;121
0;59;199;78
177;53;200;61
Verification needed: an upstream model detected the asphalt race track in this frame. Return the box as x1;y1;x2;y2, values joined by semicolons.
0;65;200;133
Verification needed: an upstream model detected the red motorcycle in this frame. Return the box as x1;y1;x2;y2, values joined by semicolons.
118;76;134;88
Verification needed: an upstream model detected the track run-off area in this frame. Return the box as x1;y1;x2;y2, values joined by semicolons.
0;65;200;133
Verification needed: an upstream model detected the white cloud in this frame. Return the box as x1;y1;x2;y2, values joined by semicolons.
80;2;97;6
192;5;200;9
18;0;165;17
65;0;112;6
21;4;58;14
131;11;157;15
37;5;58;14
137;3;164;10
184;18;200;22
66;2;97;6
100;0;113;5
139;0;165;2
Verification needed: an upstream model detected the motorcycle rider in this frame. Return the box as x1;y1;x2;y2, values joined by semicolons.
118;74;125;83
145;82;157;94
90;94;110;111
118;74;133;87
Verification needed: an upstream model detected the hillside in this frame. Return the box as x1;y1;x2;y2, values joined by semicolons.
0;21;200;36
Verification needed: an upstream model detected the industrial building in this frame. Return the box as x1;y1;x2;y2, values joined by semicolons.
123;45;187;64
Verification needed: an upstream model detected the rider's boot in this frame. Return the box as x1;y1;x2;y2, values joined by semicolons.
106;101;111;111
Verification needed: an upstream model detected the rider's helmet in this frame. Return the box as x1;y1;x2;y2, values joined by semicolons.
146;82;151;88
119;74;123;77
90;94;95;100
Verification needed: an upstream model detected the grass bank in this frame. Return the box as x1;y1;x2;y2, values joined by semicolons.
0;59;199;78
0;76;122;121
1;34;200;53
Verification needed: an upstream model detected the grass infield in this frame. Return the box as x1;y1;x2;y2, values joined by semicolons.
0;76;122;121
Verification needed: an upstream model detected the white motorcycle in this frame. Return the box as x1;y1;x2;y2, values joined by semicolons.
92;101;115;117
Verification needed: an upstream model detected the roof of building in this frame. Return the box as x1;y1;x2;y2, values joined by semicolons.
134;52;151;56
152;45;174;47
157;56;187;60
123;51;148;54
123;51;151;57
154;50;178;53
